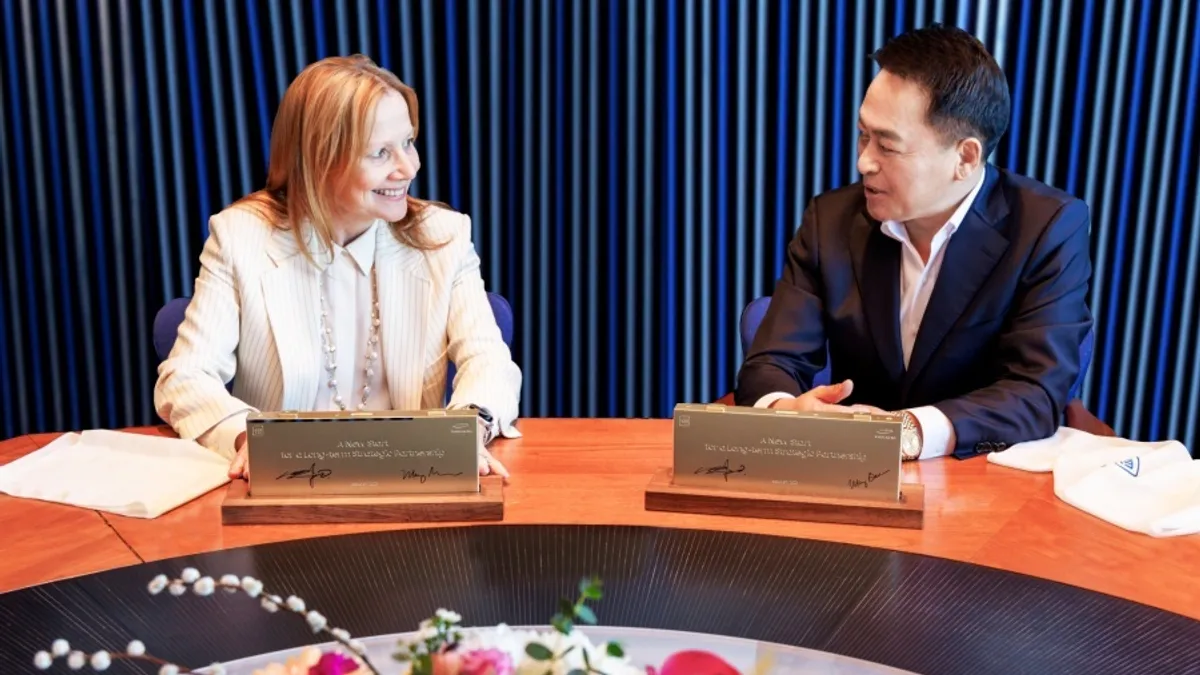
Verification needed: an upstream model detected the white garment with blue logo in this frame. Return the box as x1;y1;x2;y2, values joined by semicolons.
987;426;1199;537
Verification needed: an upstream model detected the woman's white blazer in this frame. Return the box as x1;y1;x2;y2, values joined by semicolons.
153;204;522;459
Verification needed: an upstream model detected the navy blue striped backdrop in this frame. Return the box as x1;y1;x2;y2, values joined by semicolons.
2;0;1198;453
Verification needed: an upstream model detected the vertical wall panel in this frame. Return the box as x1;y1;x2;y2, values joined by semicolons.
537;0;550;415
0;38;21;438
570;0;584;417
97;0;134;429
1165;6;1200;453
486;1;502;297
74;0;118;429
714;0;728;398
225;3;254;196
640;0;656;415
5;0;48;432
1128;2;1182;437
699;0;713;405
733;0;749;360
40;0;75;431
1083;0;1126;415
118;0;152;426
1;0;1197;453
1103;0;1150;435
607;0;621;417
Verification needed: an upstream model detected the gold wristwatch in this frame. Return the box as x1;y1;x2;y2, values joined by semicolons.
899;411;922;461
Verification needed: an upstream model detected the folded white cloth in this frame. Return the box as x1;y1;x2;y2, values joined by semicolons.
988;427;1200;537
0;430;230;518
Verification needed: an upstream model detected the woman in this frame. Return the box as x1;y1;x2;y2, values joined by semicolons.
154;55;522;478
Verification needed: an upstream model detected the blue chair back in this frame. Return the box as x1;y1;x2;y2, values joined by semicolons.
153;297;192;362
739;296;1092;399
153;293;516;401
739;296;832;388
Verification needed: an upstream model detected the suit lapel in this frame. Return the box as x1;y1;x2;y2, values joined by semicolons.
903;168;1010;392
851;213;906;383
375;224;431;410
261;228;321;410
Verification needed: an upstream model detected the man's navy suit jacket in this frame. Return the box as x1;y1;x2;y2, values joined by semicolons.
734;165;1094;458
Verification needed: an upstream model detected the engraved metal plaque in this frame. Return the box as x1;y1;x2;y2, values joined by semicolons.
245;409;480;497
672;403;903;502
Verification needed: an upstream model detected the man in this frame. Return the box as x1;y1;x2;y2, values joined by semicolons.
734;24;1093;460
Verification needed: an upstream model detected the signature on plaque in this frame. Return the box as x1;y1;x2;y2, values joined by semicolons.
694;458;747;482
847;469;890;490
275;463;333;488
400;467;465;484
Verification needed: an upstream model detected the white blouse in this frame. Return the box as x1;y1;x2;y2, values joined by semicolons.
313;222;393;412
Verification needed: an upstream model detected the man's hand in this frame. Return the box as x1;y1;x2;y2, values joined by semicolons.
769;380;887;415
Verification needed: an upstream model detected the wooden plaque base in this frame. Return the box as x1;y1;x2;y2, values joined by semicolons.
220;477;504;525
644;468;925;529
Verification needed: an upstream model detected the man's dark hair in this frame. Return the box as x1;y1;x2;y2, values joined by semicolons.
870;24;1010;157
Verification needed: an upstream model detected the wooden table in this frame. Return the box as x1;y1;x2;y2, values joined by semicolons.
2;419;1197;621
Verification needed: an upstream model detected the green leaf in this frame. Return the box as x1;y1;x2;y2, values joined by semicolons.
580;576;604;600
551;615;575;635
575;604;598;625
568;670;588;675
525;643;554;661
606;642;625;658
560;598;577;616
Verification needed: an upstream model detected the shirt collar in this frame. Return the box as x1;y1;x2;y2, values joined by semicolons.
880;170;986;243
343;220;379;274
314;220;379;274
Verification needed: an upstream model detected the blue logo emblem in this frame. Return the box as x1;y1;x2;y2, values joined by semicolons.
1115;457;1141;477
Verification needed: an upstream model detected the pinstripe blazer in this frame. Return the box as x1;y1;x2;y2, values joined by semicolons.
153;204;523;460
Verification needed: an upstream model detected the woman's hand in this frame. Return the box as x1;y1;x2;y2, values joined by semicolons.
228;433;249;479
478;444;509;478
477;418;509;478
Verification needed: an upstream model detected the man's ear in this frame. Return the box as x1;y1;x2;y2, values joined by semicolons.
956;137;984;179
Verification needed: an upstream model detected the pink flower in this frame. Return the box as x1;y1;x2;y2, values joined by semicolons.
649;650;741;675
432;649;514;675
459;649;514;675
309;652;361;675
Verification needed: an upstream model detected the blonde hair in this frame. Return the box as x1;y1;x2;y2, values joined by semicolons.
235;54;446;260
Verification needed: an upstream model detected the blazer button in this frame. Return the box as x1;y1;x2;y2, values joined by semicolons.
995;441;1008;451
976;441;993;453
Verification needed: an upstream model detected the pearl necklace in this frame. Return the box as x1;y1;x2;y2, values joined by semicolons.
317;264;381;411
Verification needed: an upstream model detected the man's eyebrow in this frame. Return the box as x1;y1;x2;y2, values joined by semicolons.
858;121;903;142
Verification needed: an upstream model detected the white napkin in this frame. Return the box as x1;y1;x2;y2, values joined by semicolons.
0;430;230;519
988;427;1200;537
